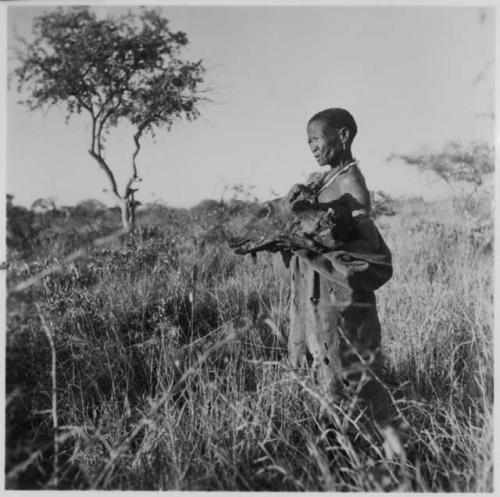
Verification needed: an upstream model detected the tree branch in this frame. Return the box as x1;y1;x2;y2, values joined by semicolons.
88;149;121;199
90;116;96;152
89;96;125;199
132;125;146;176
96;119;105;157
75;94;93;115
88;112;120;199
124;124;146;198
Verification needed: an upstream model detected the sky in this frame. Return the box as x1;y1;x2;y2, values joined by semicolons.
5;3;495;208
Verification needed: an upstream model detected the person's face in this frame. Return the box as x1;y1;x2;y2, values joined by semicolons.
306;120;342;167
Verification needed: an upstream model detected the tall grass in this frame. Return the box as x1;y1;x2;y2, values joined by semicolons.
5;195;493;490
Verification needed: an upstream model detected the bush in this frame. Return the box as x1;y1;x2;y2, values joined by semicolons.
391;141;494;187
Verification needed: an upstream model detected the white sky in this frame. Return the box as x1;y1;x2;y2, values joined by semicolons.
5;4;495;208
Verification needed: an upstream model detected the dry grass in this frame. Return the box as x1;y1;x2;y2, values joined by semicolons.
5;192;493;490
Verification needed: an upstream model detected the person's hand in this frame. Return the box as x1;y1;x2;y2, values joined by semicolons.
285;183;317;213
285;183;309;203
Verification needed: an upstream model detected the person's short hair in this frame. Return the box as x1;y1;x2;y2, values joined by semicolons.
308;108;357;142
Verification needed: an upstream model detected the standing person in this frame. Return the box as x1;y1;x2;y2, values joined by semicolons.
284;108;394;425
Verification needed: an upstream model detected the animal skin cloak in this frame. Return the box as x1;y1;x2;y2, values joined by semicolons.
287;220;392;405
230;164;393;421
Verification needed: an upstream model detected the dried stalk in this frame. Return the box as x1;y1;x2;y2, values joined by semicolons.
36;304;59;488
190;264;198;345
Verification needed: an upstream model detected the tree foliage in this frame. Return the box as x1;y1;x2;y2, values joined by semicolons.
14;7;206;231
390;141;494;187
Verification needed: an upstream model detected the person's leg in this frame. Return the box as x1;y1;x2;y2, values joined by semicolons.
339;291;395;425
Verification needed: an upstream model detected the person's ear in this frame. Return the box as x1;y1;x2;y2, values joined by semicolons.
339;126;350;145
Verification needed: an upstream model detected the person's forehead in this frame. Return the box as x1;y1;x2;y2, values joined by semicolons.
307;119;332;135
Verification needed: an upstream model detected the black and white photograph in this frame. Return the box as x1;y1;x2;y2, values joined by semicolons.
2;0;495;491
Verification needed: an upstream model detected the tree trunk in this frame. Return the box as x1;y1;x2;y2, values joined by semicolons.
120;197;136;233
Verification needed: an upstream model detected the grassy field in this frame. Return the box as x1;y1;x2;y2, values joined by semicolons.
5;187;493;490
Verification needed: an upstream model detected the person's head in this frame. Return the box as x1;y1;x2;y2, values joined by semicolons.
306;108;357;166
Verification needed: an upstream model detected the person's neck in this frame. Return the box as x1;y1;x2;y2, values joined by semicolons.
328;150;354;174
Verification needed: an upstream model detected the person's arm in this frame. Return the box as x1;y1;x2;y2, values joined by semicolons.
345;216;380;252
339;170;380;252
